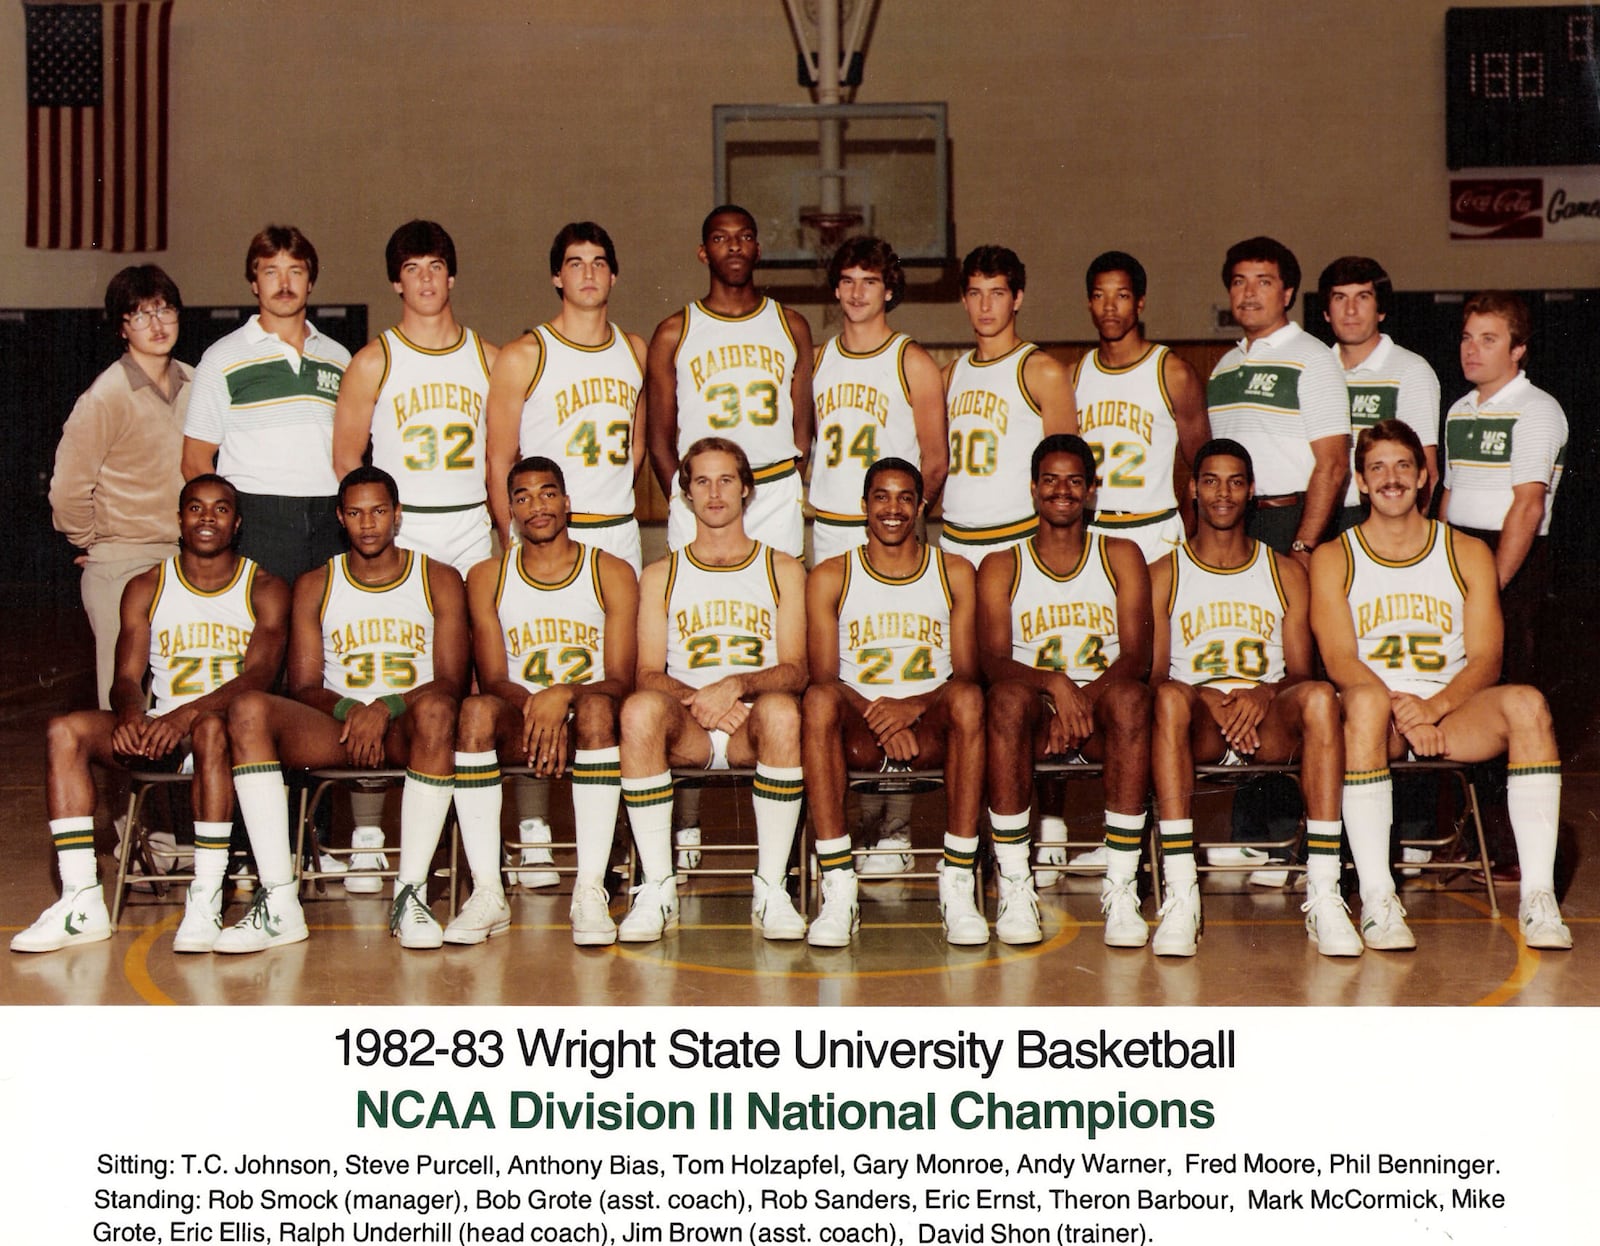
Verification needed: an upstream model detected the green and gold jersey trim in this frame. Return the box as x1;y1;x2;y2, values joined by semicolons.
960;341;1042;416
857;543;931;587
813;508;867;527
941;514;1039;546
1020;533;1093;585
752;458;799;483
1093;506;1178;526
514;543;585;592
150;556;253;618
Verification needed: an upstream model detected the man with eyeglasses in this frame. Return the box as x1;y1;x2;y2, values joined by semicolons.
51;266;192;709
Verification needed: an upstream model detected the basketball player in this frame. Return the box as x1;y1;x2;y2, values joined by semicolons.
12;477;289;954
215;467;469;953
1148;440;1360;958
809;236;947;562
645;205;815;558
1318;256;1441;530
809;236;948;876
617;438;808;942
941;245;1076;563
1311;419;1570;950
455;457;638;947
333;220;498;572
802;458;986;947
978;435;1153;948
486;221;647;571
1077;251;1210;559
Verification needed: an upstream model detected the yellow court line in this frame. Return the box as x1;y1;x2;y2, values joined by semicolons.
124;913;179;1006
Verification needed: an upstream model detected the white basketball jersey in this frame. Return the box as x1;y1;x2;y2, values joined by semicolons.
664;543;782;689
673;299;799;470
943;343;1043;542
519;324;643;520
146;557;259;714
809;333;921;520
369;327;491;508
1165;540;1288;689
319;551;436;701
1073;345;1180;517
1009;534;1120;687
836;545;953;700
1343;521;1467;695
494;543;608;692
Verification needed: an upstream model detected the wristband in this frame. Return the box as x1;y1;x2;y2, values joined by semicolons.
380;694;407;720
331;697;358;722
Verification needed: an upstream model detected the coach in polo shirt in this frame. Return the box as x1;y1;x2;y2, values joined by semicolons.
181;225;351;583
1206;236;1350;568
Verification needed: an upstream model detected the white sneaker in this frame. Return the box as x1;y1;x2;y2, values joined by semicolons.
939;866;989;945
510;818;560;888
1400;846;1433;878
11;885;112;953
1519;890;1573;950
1035;816;1069;886
1360;891;1417;951
752;875;807;940
343;825;388;894
856;829;912;876
442;887;511;945
807;871;860;947
618;877;679;942
390;882;444;950
1302;884;1363;957
674;826;702;875
315;849;349;886
1152;884;1201;957
995;872;1042;945
172;880;224;953
1100;877;1149;948
213;883;308;954
570;882;618;947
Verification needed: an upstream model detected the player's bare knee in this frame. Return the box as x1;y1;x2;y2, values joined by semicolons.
945;680;986;738
1100;678;1152;731
572;692;619;748
1153;681;1193;732
985;679;1035;734
190;712;228;759
620;690;674;742
226;689;273;743
1504;684;1554;743
1299;681;1341;740
801;683;845;731
457;694;499;751
1339;682;1390;728
408;692;458;748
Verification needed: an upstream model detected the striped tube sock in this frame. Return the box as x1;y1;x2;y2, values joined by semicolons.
192;821;232;886
452;751;504;890
49;816;97;891
1104;809;1147;885
753;764;805;883
622;772;675;882
1342;768;1394;902
1507;763;1562;898
1159;818;1196;890
943;832;980;872
1304;820;1343;891
815;834;854;874
398;769;455;886
989;809;1031;878
233;763;294;887
571;748;623;886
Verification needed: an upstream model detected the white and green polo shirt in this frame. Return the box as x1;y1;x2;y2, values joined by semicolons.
1443;372;1567;535
1335;333;1442;506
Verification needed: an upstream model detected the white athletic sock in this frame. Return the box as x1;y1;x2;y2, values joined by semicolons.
753;764;805;882
452;751;504;891
943;832;980;872
50;817;98;890
1304;819;1343;892
233;764;294;887
623;772;674;882
1507;765;1562;898
815;834;853;874
397;769;454;886
1104;809;1146;885
571;748;622;886
1343;769;1394;902
989;808;1031;877
192;821;232;886
1159;819;1197;889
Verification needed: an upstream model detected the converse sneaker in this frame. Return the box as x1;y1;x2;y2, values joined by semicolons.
390;882;443;950
510;818;560;888
1100;877;1149;948
442;887;511;945
752;875;807;940
939;866;989;946
1152;883;1202;957
1360;891;1417;951
213;883;308;954
314;848;349;886
807;870;860;947
343;825;388;895
1302;884;1363;957
570;882;618;947
1519;889;1573;950
856;829;912;876
995;871;1042;945
1400;846;1433;878
674;825;702;875
618;876;679;942
11;885;112;953
172;880;224;953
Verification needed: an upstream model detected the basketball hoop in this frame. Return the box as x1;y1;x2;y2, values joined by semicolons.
782;0;876;90
800;209;865;256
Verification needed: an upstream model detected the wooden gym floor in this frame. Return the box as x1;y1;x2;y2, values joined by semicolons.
2;601;1595;1008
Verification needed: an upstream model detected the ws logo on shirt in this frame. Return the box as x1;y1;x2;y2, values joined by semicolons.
1478;429;1509;457
315;367;342;398
1245;372;1279;398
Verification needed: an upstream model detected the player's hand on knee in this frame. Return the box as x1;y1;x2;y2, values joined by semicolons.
1403;723;1447;758
882;728;919;763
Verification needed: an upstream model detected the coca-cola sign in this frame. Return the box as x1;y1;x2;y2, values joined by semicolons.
1449;178;1543;239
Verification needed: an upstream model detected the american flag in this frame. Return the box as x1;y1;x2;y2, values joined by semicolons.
24;0;174;251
